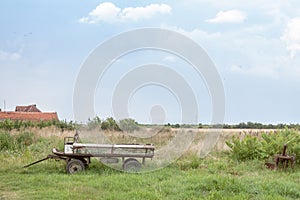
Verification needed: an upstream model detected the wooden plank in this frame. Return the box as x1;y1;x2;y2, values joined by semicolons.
53;148;154;158
72;143;155;149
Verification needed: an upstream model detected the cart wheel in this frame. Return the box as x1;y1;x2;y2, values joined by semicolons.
123;158;142;172
66;159;85;174
79;158;89;168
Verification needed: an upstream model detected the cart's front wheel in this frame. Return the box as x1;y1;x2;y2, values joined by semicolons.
123;158;142;172
66;159;85;174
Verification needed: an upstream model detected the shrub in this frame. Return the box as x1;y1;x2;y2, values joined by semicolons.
261;129;300;159
101;117;121;131
0;131;36;152
226;135;268;161
15;132;35;147
87;116;101;130
119;118;139;132
0;120;14;131
226;129;300;163
0;132;15;151
57;120;76;131
0;119;75;132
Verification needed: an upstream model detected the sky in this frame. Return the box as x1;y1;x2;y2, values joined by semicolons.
1;0;300;124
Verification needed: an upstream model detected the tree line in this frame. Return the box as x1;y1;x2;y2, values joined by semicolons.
167;122;300;129
1;117;299;132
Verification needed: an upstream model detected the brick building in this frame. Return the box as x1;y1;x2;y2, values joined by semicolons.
0;104;58;121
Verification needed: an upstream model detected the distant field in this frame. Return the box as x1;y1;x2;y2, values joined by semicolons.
78;128;276;154
3;126;277;154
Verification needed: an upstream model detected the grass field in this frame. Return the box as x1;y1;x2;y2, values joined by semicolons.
1;129;300;199
2;152;300;199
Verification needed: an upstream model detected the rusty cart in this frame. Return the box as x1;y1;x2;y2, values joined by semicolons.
24;136;155;174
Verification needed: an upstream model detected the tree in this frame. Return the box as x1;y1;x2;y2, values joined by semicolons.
87;116;101;130
101;117;120;131
119;118;140;132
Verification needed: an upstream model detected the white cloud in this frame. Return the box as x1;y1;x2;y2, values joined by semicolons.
281;17;300;58
79;2;171;24
165;25;300;80
0;50;21;61
206;9;247;23
192;0;292;10
89;2;120;23
121;4;171;21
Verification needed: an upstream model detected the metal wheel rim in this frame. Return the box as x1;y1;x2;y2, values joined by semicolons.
69;162;83;173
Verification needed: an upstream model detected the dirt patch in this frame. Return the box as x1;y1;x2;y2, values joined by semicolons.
0;190;19;200
0;184;21;199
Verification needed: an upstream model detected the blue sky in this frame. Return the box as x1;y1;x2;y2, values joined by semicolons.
1;1;300;124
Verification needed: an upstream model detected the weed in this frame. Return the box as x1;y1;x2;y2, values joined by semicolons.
0;132;15;151
226;129;300;163
226;135;268;161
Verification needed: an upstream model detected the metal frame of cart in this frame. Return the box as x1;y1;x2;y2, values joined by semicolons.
24;136;155;174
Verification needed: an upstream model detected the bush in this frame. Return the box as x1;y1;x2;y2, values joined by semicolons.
226;135;268;161
226;129;300;163
15;132;35;147
119;118;139;132
87;116;101;130
0;119;75;131
101;117;121;131
261;129;300;159
0;120;14;131
0;131;36;152
0;132;15;151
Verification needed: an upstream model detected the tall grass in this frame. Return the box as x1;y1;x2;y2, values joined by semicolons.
0;132;36;152
0;131;63;154
0;119;76;131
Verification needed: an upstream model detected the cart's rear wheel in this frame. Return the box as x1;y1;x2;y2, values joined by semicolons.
123;158;142;172
66;159;85;174
79;158;89;168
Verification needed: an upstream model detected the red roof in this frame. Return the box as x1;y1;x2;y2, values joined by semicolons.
0;111;58;121
15;104;41;112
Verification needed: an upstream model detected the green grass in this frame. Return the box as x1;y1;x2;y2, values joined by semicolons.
2;131;300;199
1;151;300;200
